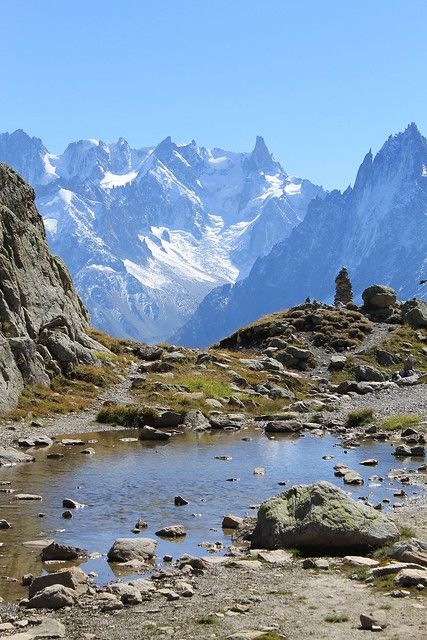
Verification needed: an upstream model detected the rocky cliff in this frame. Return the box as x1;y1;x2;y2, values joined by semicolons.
0;163;102;413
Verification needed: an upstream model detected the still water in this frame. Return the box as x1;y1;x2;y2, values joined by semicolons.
0;426;423;600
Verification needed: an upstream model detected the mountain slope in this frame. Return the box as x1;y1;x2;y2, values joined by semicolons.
176;124;427;347
0;131;323;342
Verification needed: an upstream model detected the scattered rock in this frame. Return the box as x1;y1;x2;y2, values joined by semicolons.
0;446;35;466
107;538;157;562
264;420;303;434
155;525;186;537
27;584;77;609
29;567;89;598
139;425;171;441
174;495;189;506
395;568;427;587
41;541;88;562
222;515;244;529
62;498;83;509
359;612;388;631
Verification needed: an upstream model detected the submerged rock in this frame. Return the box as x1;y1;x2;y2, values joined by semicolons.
251;481;399;550
0;446;35;466
41;541;88;562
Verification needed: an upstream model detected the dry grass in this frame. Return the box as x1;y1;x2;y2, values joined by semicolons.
219;305;372;353
5;330;136;421
129;348;313;417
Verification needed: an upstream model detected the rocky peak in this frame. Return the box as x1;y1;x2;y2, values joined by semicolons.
244;136;283;175
0;163;103;413
0;130;51;187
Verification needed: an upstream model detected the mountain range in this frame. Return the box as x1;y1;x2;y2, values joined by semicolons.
176;123;427;346
0;130;323;342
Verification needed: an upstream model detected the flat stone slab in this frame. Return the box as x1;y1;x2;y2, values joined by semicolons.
256;549;293;565
344;555;380;567
370;562;426;577
226;560;263;570
0;446;35;466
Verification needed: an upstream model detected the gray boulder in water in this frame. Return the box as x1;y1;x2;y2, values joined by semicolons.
251;481;399;550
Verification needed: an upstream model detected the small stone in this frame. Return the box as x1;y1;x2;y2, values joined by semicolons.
174;495;189;506
359;612;388;630
360;459;378;466
155;525;186;537
62;511;73;519
15;494;42;501
0;519;11;529
62;498;83;509
222;515;244;529
253;467;265;476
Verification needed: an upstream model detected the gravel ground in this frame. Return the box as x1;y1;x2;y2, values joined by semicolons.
0;350;426;639
1;556;425;640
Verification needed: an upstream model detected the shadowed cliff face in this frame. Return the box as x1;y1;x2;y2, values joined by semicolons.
0;163;101;413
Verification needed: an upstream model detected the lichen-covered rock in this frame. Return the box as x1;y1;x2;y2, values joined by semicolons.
0;163;105;413
251;481;399;550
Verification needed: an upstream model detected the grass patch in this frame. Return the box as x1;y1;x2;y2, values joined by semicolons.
180;376;231;397
379;414;422;431
96;404;160;427
398;525;415;539
195;616;216;625
324;614;349;623
346;407;374;428
71;364;119;388
87;327;136;355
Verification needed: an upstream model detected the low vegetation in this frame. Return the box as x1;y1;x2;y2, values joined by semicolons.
324;613;349;623
219;304;373;352
379;413;422;431
346;407;375;427
5;332;135;421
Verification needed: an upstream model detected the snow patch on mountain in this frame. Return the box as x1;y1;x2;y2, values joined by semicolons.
0;129;324;342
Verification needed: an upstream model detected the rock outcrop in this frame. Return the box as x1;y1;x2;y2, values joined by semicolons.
251;481;399;550
0;163;103;413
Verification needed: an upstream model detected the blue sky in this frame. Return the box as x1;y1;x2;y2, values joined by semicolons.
0;0;426;189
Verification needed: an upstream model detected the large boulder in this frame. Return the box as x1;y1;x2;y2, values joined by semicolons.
107;537;157;562
401;299;427;328
251;481;399;550
362;285;397;310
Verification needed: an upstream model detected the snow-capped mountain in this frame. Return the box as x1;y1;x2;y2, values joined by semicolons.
0;130;323;341
176;123;427;347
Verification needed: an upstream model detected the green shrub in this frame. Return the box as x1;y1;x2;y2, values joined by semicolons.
380;414;421;431
346;407;374;427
